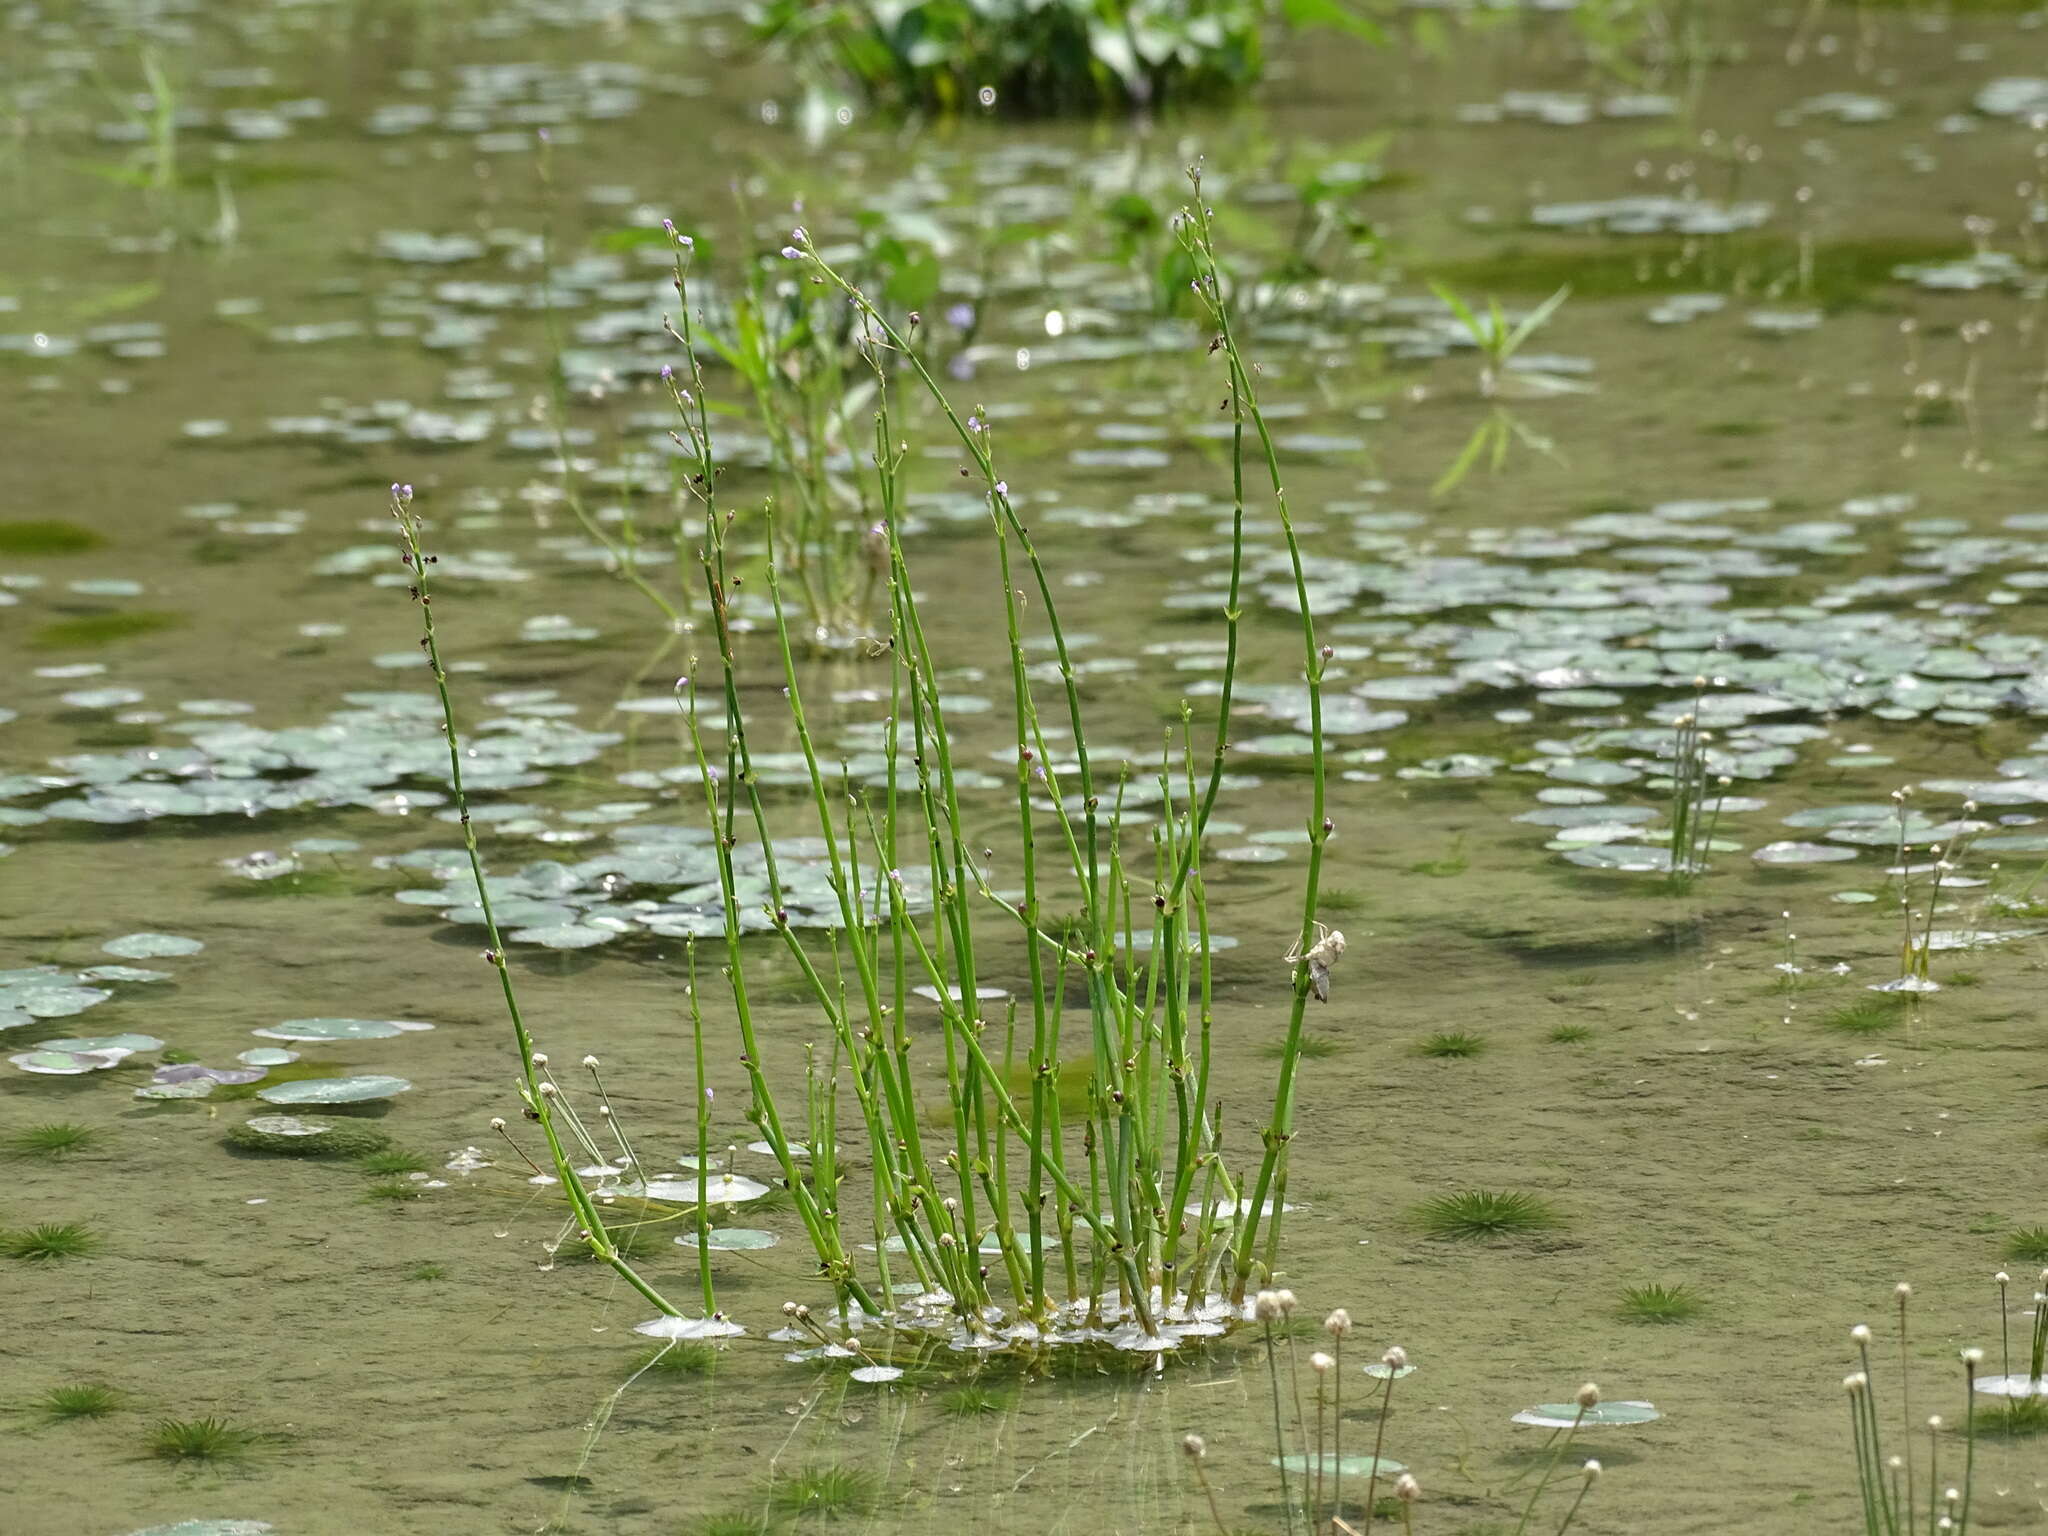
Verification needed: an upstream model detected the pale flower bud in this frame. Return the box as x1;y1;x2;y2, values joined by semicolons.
1324;1309;1352;1337
1382;1345;1409;1370
1181;1434;1205;1459
581;1054;599;1067
1275;1289;1298;1317
1896;1282;1914;1300
1576;1382;1601;1410
489;1117;506;1130
1845;1372;1868;1394
1962;1348;1984;1366
1310;1352;1334;1374
1395;1474;1420;1502
1851;1324;1873;1343
1254;1290;1283;1322
1583;1459;1602;1479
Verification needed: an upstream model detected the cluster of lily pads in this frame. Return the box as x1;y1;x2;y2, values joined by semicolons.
4;930;423;1101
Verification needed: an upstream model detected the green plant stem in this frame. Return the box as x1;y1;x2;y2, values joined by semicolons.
388;487;676;1319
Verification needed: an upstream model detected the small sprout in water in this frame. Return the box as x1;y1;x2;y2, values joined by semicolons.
149;1416;262;1463
941;1384;1014;1417
1417;1030;1487;1059
769;1462;877;1519
2005;1228;2048;1264
40;1382;122;1422
1413;1189;1559;1241
638;1342;718;1377
1548;1023;1594;1044
1618;1282;1704;1325
5;1122;100;1159
363;1179;425;1204
407;1262;447;1282
2;1222;101;1261
358;1149;429;1176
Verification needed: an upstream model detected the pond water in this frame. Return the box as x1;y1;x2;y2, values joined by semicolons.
7;3;2048;1533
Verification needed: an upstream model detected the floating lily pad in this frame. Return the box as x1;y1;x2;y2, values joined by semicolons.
256;1074;412;1104
637;1172;770;1205
675;1228;780;1251
1752;841;1858;865
252;1018;431;1042
11;1048;124;1074
1272;1454;1407;1476
633;1314;745;1340
125;1522;275;1536
1512;1400;1661;1428
102;932;204;958
850;1364;904;1383
39;1033;163;1054
237;1047;299;1066
9;985;113;1018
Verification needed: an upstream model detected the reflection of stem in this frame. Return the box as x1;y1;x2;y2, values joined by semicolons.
1265;1320;1298;1536
1509;1407;1583;1536
1363;1372;1397;1529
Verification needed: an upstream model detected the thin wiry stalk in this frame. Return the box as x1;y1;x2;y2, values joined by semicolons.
387;485;677;1319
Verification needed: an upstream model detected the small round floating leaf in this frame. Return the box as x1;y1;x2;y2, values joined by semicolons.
256;1075;412;1104
676;1228;780;1251
102;933;203;958
237;1048;298;1066
1512;1400;1661;1428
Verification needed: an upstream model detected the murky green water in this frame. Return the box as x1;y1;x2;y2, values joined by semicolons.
8;4;2048;1533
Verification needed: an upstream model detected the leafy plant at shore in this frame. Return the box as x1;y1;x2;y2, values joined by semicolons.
754;0;1265;116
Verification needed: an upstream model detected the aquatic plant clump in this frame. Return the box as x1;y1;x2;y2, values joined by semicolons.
223;1115;391;1159
390;176;1340;1355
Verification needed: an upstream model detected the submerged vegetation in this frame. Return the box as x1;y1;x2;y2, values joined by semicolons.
38;1383;122;1422
2;1223;101;1261
5;1122;100;1159
1618;1283;1703;1326
1413;1190;1559;1242
147;1416;263;1464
